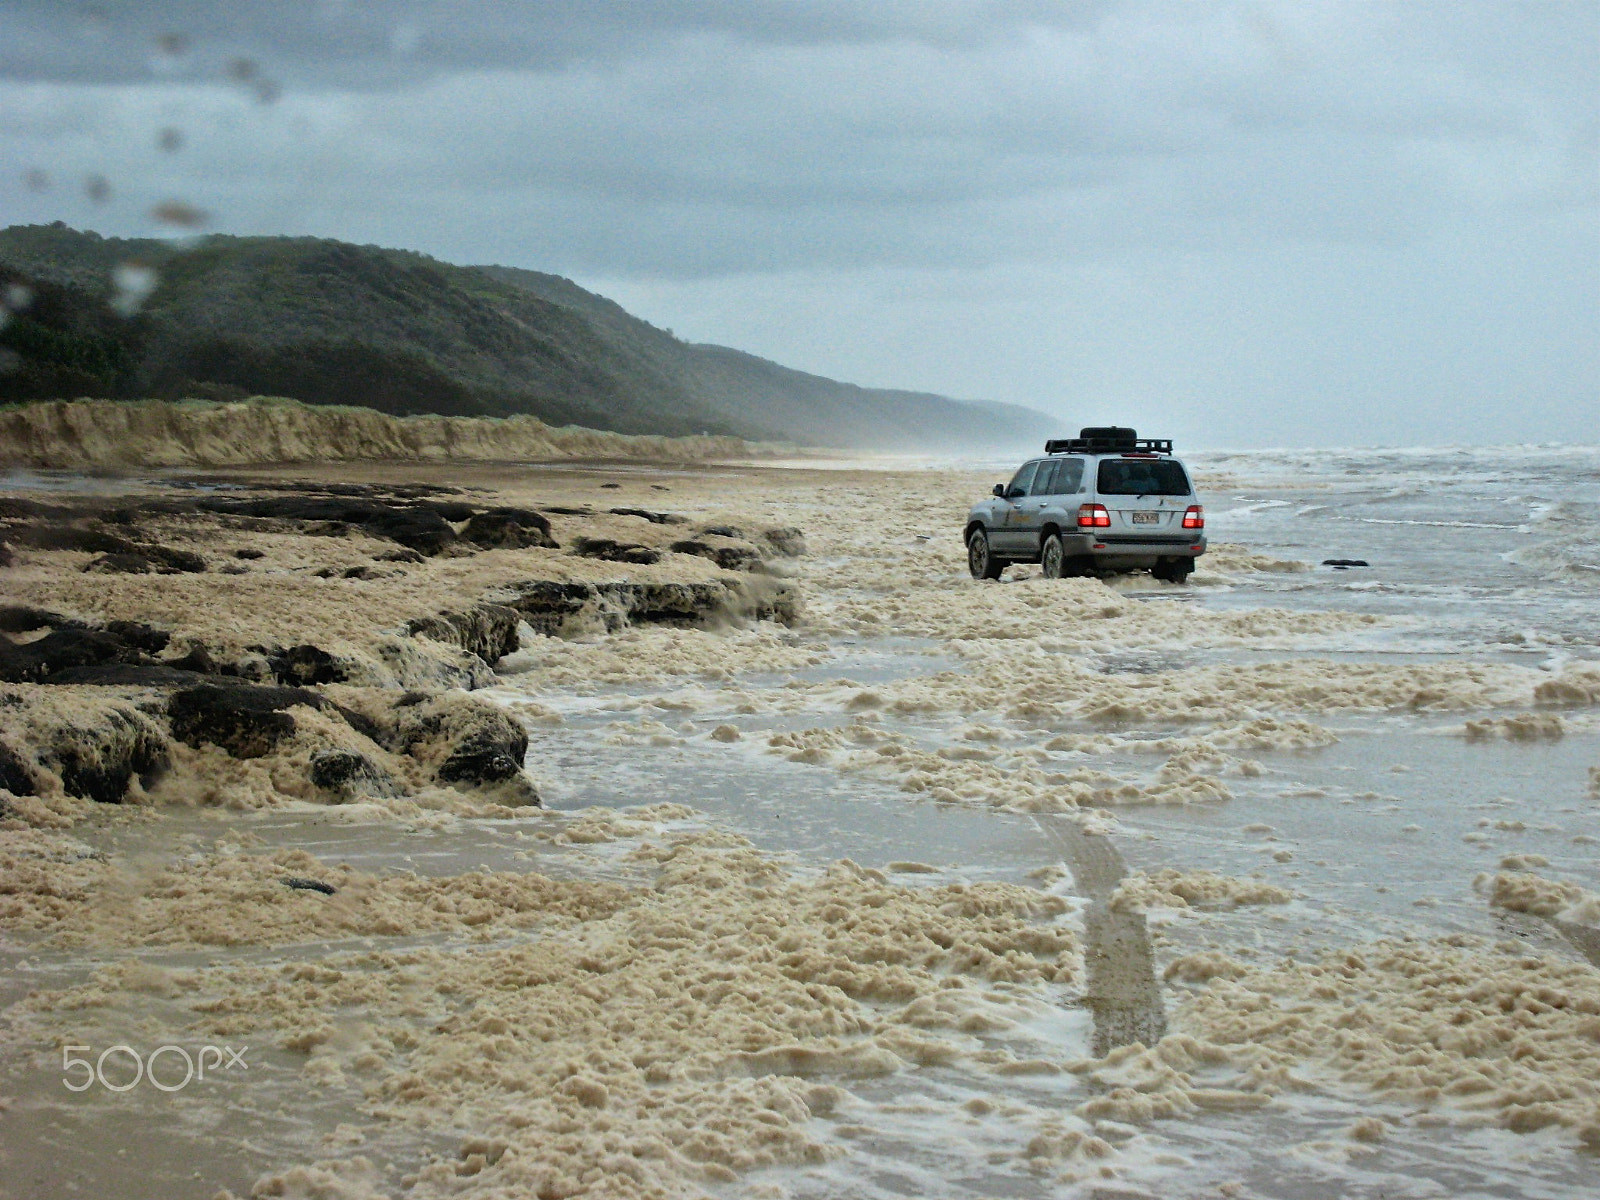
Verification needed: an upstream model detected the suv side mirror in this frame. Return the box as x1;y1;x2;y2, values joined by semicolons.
992;484;1006;497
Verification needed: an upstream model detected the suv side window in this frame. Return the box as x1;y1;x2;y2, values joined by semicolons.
1007;461;1040;496
1033;460;1062;496
1055;457;1084;494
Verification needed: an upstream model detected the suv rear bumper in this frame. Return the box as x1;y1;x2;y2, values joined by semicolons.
1063;530;1205;566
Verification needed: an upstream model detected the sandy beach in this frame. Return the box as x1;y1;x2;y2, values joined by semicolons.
2;447;1598;1199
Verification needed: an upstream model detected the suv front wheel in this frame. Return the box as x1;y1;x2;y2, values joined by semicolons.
967;528;1004;580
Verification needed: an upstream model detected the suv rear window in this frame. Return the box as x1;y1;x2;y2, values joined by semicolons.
1097;458;1191;496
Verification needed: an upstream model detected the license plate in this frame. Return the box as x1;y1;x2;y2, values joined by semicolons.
1130;511;1160;525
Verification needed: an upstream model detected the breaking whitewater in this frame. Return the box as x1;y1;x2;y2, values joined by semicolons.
2;442;1598;1200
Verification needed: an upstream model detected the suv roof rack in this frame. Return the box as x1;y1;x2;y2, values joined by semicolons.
1045;426;1173;455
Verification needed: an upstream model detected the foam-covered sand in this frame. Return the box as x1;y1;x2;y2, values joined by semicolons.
5;453;1599;1196
14;822;1080;1199
1162;939;1600;1143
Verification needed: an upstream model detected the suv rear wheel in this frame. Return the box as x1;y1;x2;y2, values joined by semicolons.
967;528;1004;580
1153;559;1193;584
1040;533;1066;579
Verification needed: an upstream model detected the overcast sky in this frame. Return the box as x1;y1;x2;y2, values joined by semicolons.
3;0;1595;448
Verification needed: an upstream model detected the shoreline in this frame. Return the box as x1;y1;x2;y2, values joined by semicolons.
3;451;1598;1199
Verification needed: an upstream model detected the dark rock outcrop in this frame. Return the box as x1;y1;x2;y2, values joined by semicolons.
268;644;348;687
173;495;459;555
609;507;688;525
503;578;798;635
104;621;172;656
49;705;169;804
1;690;168;804
572;537;661;565
376;691;538;803
437;732;525;787
406;604;522;667
85;551;178;575
309;748;396;800
15;524;141;555
16;523;206;572
424;501;479;523
496;582;595;635
669;539;764;571
460;507;557;550
361;507;457;556
0;606;75;633
47;663;213;688
168;683;326;759
0;739;37;796
0;627;142;684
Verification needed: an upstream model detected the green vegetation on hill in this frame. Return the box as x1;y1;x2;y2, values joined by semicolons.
0;223;1053;450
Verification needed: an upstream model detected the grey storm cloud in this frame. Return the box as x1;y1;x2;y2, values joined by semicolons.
1;0;1595;446
1;1;1114;85
7;2;1590;274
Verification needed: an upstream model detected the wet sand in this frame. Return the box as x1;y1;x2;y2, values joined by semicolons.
2;451;1598;1199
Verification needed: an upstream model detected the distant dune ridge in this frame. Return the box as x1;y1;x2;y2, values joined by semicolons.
0;397;759;469
0;222;1053;453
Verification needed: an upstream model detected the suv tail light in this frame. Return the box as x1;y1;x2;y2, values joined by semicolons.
1077;503;1111;529
1182;505;1204;529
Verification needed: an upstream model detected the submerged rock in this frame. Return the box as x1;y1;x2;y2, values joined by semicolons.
762;527;807;557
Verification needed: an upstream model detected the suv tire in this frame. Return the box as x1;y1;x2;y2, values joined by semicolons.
1153;560;1193;584
1040;533;1066;579
967;528;1004;580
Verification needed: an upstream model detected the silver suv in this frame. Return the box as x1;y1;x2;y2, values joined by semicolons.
965;428;1206;583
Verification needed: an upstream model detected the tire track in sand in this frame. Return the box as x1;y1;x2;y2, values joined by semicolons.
1035;816;1167;1057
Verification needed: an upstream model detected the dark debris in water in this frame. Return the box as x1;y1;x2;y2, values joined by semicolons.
282;876;337;896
